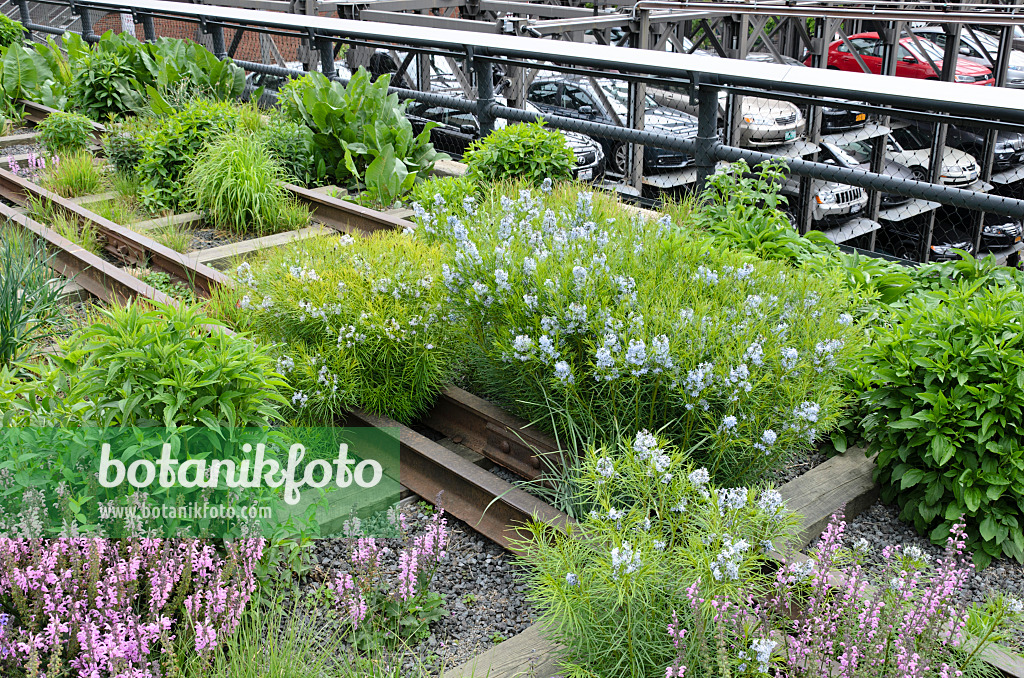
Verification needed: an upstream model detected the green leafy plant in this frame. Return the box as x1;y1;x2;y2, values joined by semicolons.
185;129;307;237
515;430;799;678
414;180;858;485
71;49;146;120
137;98;239;211
0;14;24;49
0;227;63;368
102;118;151;176
39;151;103;198
0;42;54;115
277;68;446;205
232;232;463;423
36;110;94;155
464;121;574;186
127;267;197;302
255;116;327;187
859;281;1024;568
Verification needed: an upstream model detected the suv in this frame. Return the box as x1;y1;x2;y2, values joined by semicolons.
527;76;698;176
406;100;606;181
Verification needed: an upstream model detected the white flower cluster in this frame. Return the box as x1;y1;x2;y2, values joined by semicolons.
610;541;642;580
717;487;749;515
711;535;750;581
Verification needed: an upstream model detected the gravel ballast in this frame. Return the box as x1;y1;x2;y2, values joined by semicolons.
836;501;1024;606
304;502;536;674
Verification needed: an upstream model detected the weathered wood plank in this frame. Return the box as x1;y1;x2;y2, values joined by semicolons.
0;132;38;148
778;448;878;548
70;191;118;206
194;225;331;268
133;211;203;231
443;622;562;678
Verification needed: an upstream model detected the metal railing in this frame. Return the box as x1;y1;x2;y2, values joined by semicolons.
10;0;1024;262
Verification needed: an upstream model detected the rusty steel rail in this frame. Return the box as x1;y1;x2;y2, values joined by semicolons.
0;168;229;297
285;184;416;234
0;201;177;306
347;407;569;549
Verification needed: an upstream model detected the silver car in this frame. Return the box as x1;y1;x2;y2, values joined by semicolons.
911;27;1024;88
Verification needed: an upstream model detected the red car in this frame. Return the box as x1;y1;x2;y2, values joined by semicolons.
808;32;995;85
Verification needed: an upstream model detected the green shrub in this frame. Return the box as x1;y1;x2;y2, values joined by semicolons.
277;68;446;205
859;282;1024;568
102;118;150;176
235;232;462;423
0;229;62;369
516;431;798;678
185;130;306;237
0;14;24;49
39;151;103;198
464;121;574;186
70;50;145;121
137;98;239;211
414;181;858;485
36;110;95;155
255;116;326;187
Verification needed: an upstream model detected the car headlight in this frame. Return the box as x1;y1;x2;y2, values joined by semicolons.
941;164;960;174
743;114;774;126
815;191;837;204
954;74;979;83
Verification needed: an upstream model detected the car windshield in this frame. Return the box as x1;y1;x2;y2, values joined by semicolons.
904;36;946;61
599;80;658;115
823;141;862;167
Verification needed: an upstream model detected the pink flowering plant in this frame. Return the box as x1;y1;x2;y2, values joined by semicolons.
327;506;451;649
515;430;799;678
665;515;1021;678
0;536;265;678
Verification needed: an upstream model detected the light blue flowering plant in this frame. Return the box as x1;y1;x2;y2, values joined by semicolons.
412;179;859;484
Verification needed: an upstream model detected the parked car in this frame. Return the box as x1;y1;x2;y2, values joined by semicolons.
779;177;869;224
910;27;1024;88
406;99;606;181
751;52;869;133
882;128;980;186
650;52;806;148
821;140;914;207
978;211;1024;250
971;24;1024;53
876;218;977;261
810;32;995;85
527;75;698;175
894;118;1024;171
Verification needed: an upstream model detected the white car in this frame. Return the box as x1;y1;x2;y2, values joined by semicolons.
882;132;979;187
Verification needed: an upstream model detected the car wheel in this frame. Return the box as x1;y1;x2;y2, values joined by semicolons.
613;143;629;175
910;165;928;182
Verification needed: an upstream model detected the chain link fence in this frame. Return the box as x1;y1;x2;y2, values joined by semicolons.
10;0;1024;264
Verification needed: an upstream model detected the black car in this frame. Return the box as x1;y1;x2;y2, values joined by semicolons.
876;219;977;262
824;140;914;207
406;100;607;181
527;76;698;176
942;207;1024;251
764;52;869;134
897;119;1024;171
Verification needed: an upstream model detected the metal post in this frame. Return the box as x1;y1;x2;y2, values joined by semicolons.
867;20;902;248
695;83;719;192
628;8;650;193
474;59;495;137
210;24;228;60
317;36;337;79
921;23;960;263
77;5;98;44
141;13;156;41
16;0;31;40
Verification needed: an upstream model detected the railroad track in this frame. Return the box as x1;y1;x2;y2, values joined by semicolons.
7;102;1022;678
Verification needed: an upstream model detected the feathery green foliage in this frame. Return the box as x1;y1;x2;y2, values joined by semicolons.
413;179;858;485
0;227;63;369
230;232;463;423
186;130;307;237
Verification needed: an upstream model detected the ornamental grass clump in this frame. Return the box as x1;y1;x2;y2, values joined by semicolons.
0;537;265;677
234;232;463;423
664;515;1020;678
413;179;858;485
515;431;799;678
185;130;309;237
859;281;1024;568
